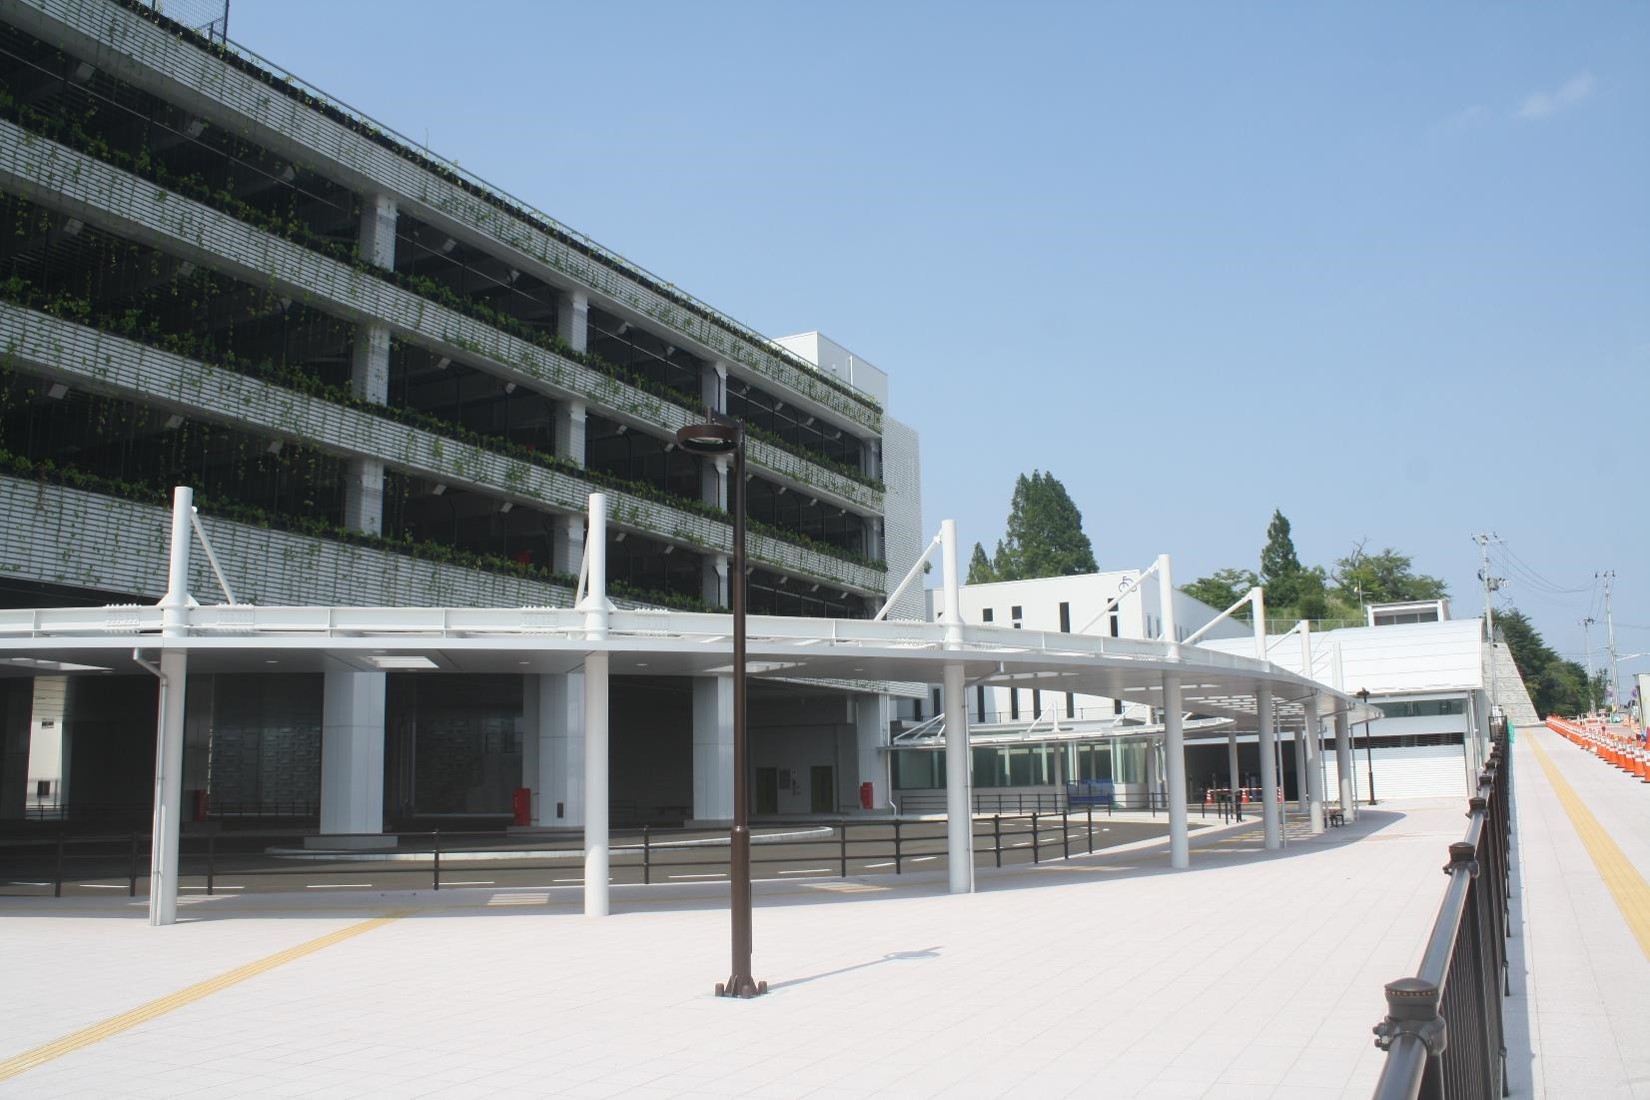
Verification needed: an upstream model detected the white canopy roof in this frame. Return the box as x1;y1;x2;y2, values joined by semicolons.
0;604;1378;735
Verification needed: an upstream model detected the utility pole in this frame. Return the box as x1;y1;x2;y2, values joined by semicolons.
1473;534;1504;716
1580;616;1597;711
1603;570;1619;712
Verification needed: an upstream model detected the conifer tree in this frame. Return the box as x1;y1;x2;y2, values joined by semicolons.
989;471;1098;580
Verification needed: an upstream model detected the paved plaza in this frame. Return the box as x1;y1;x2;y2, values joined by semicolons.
2;728;1648;1099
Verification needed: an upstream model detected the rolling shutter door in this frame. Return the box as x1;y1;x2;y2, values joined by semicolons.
1324;742;1468;801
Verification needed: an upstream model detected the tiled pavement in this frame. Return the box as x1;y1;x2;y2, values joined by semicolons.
1;737;1642;1099
1510;722;1650;1100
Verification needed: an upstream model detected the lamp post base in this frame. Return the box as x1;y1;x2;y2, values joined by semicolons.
715;978;768;999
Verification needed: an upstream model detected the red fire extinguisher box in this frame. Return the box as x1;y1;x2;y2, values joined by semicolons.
511;787;531;826
859;782;874;810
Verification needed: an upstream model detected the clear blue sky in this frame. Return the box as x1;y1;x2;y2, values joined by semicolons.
233;1;1648;678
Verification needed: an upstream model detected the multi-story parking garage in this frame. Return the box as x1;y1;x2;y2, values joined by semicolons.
0;0;923;832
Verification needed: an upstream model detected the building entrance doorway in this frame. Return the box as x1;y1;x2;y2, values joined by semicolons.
810;766;833;813
755;767;779;814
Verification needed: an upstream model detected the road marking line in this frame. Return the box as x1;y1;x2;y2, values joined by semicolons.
669;873;725;879
777;868;832;875
305;883;373;889
0;912;403;1082
1529;734;1650;962
78;884;125;890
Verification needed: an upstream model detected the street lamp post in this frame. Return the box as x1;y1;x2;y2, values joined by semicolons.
676;410;766;1000
1357;688;1377;806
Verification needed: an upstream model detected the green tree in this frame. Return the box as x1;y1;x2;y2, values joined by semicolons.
1181;567;1260;616
989;471;1098;580
1294;565;1331;621
1333;542;1449;605
966;542;995;585
1259;509;1303;606
1495;607;1587;718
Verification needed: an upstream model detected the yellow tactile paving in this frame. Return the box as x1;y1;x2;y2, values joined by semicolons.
0;912;404;1082
1528;733;1650;962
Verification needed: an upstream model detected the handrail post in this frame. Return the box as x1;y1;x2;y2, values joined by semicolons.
1372;977;1447;1096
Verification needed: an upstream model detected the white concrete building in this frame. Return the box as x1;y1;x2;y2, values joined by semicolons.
1205;614;1495;801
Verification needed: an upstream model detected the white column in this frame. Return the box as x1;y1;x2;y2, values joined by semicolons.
358;193;397;268
1163;675;1189;869
556;400;587;468
580;494;612;917
148;649;186;926
527;672;584;826
943;663;972;892
701;361;727;413
940;519;972;894
342;456;385;536
1227;730;1241;816
553;513;585;578
1334;711;1354;818
855;694;891;813
692;675;733;822
701;553;728;610
583;651;609;916
1257;683;1281;850
347;197;394;536
1293;725;1309;814
148;486;192;927
701;455;729;511
319;671;386;837
557;290;589;352
1304;704;1325;835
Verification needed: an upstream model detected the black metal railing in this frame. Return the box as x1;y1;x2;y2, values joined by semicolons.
0;805;1152;898
895;788;1199;817
1371;726;1511;1100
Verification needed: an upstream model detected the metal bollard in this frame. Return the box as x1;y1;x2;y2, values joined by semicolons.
207;833;216;896
993;814;1002;868
54;832;64;898
1031;813;1040;863
432;829;441;891
128;832;138;897
839;823;848;878
1087;804;1094;853
643;825;652;885
1062;809;1069;859
893;818;903;874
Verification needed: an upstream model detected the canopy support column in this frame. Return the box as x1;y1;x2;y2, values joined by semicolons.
1163;675;1188;869
1335;711;1355;821
580;493;611;918
1257;683;1281;850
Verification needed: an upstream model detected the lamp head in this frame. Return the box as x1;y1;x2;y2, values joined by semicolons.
675;418;740;455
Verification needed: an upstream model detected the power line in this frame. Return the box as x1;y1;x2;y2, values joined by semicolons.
1491;541;1594;595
